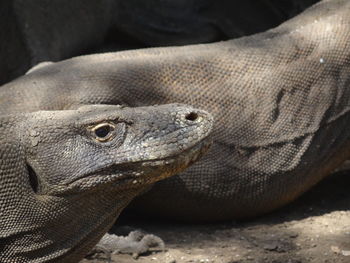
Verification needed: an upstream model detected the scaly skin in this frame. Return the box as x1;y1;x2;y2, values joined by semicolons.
0;0;350;221
0;104;212;262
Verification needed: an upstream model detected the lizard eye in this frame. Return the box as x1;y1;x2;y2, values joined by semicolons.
89;123;116;142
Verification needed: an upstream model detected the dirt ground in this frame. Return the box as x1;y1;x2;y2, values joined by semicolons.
82;166;350;263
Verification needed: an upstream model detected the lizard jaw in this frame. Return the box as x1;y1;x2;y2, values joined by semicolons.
41;137;212;196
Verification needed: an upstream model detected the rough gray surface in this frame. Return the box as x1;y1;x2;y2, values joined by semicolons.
0;104;212;262
1;0;349;223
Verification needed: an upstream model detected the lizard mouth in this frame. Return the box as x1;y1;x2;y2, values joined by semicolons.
114;137;212;188
38;137;212;196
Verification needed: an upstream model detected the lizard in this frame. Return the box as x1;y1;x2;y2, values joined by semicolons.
1;0;350;222
0;103;213;262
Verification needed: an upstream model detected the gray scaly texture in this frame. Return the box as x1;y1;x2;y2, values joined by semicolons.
1;0;350;221
0;104;212;262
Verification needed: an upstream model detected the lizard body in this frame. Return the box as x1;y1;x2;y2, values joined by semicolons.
1;0;350;221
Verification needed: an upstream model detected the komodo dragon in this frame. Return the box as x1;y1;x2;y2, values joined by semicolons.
1;0;350;222
0;104;213;262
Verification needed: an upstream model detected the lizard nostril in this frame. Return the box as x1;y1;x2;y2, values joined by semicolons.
185;112;199;121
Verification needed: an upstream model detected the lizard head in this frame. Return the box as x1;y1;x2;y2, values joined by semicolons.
0;103;212;261
25;103;212;196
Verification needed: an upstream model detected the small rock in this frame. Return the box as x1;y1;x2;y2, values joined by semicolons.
289;233;298;238
341;250;350;256
331;246;341;254
263;242;278;251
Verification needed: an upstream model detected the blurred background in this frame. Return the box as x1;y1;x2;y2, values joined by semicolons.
1;0;319;85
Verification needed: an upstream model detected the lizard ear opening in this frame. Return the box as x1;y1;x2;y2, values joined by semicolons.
27;163;38;193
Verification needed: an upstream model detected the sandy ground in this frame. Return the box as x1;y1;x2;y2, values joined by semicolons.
82;167;350;263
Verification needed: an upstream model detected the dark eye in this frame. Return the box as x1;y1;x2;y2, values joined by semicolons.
89;123;116;142
95;125;111;138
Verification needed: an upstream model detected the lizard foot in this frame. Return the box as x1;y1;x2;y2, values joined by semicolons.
94;230;165;259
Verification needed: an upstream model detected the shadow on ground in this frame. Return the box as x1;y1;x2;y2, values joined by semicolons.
83;168;350;263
